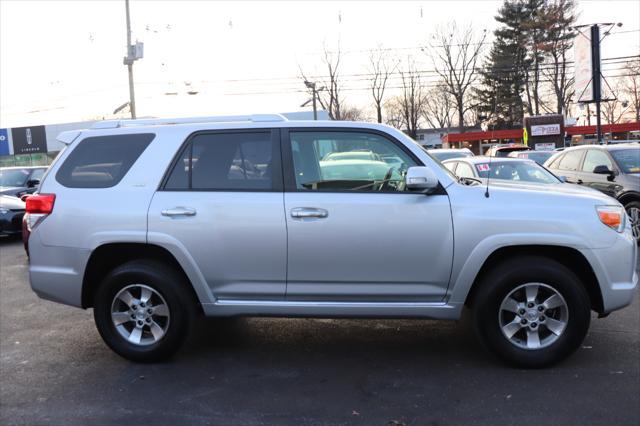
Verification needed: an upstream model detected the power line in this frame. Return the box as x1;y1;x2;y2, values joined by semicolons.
188;54;639;87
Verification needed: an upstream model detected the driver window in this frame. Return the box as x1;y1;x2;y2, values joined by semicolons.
582;150;613;173
289;131;418;192
455;162;475;178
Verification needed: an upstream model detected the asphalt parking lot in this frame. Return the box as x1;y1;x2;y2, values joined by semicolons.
0;238;638;425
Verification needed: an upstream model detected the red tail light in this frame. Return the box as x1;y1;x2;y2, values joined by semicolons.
26;194;56;214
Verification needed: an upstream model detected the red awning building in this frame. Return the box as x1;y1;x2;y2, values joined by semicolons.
442;121;640;155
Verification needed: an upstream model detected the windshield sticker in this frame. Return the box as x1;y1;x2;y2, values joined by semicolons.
476;164;490;172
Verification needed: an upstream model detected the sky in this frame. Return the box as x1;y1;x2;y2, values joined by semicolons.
1;0;639;127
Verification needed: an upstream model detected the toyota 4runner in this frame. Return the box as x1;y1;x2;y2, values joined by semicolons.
26;114;638;367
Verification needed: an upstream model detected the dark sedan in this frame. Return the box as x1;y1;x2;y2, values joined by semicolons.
0;195;26;238
544;144;640;242
0;166;47;198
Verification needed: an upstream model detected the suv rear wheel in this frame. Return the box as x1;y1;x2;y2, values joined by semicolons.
472;256;591;368
93;260;195;362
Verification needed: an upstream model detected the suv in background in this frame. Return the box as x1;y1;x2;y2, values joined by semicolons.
508;150;555;165
545;144;640;242
485;144;531;157
26;115;637;367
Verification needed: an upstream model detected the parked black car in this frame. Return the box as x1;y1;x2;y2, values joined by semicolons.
0;166;47;197
544;144;640;242
0;195;26;238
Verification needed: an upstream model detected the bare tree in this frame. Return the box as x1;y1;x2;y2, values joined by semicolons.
602;82;627;124
428;23;487;132
368;46;397;123
383;96;406;130
621;58;640;122
299;43;345;120
543;0;577;116
422;83;455;130
341;104;366;121
397;57;426;139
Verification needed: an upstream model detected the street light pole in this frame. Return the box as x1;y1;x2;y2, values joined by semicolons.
304;80;318;120
125;0;136;119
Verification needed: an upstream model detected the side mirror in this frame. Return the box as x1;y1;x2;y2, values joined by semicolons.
558;175;567;183
406;166;439;193
593;165;616;181
26;179;40;188
593;165;611;174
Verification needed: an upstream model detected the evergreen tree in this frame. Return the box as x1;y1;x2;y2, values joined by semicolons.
475;0;532;129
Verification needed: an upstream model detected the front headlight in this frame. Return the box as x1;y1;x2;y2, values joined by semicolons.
596;205;625;233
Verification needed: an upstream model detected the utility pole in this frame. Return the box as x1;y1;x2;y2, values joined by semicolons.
123;0;143;119
575;22;621;144
590;24;602;143
304;81;318;120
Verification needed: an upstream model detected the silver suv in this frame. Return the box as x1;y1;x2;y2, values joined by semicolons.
27;115;638;367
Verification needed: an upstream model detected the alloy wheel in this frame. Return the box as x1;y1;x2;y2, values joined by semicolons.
110;284;170;346
628;206;640;241
498;283;569;350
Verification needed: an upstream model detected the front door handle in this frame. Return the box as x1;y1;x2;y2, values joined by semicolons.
161;207;197;217
577;179;583;184
290;207;328;219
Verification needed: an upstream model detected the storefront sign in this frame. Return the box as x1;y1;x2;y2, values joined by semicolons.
531;124;561;136
535;143;556;151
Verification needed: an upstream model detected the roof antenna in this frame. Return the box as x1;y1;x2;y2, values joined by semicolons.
485;80;499;198
485;150;493;198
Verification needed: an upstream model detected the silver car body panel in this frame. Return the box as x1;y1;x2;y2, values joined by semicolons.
284;192;454;302
29;120;637;318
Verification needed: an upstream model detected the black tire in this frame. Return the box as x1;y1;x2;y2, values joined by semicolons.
472;256;591;368
623;200;640;244
93;260;196;362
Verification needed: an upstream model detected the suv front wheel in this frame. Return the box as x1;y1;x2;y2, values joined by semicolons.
624;200;640;243
472;256;591;368
93;260;195;362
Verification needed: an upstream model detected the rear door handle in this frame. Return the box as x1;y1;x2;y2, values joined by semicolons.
161;207;197;217
290;207;328;219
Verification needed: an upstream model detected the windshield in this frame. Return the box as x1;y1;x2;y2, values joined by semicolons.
474;161;560;184
0;169;31;187
611;149;640;173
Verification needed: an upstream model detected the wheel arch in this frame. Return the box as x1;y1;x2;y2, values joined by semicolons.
81;242;204;313
463;245;604;314
618;191;640;206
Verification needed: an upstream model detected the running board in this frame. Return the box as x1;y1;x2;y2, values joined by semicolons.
201;299;462;319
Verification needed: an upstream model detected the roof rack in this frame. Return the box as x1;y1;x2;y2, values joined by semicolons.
90;113;288;129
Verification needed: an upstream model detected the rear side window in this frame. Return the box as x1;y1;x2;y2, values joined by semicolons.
164;131;277;191
56;134;154;188
557;150;583;171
